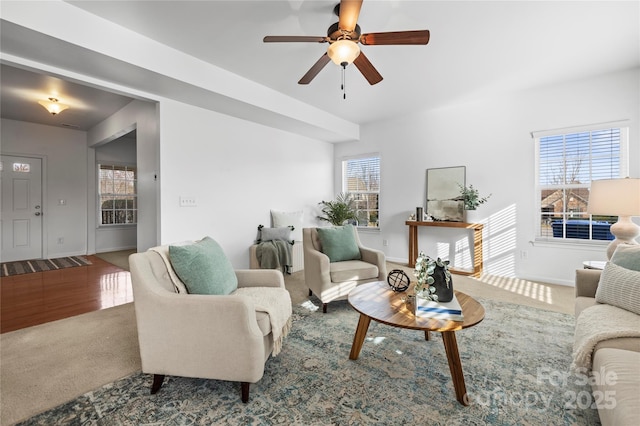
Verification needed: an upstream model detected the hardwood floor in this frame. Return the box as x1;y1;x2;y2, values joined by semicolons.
0;255;133;333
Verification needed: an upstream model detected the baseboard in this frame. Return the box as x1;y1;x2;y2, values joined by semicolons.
96;246;137;254
47;250;88;259
386;256;408;265
385;256;574;286
517;274;574;287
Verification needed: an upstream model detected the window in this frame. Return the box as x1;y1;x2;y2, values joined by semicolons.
12;162;30;172
98;164;137;225
342;155;380;228
534;124;628;242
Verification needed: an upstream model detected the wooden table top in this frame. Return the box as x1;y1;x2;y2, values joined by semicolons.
348;281;485;332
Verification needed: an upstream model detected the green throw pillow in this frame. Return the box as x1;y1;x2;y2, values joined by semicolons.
169;237;238;295
610;244;640;271
316;224;361;262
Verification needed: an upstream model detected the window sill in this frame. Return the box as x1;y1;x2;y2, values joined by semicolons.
97;224;137;230
357;226;380;233
532;238;609;252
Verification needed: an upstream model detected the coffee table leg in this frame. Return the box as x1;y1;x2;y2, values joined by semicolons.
349;314;371;360
441;331;469;406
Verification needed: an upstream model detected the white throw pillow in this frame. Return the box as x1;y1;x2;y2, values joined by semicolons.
595;262;640;315
271;210;303;241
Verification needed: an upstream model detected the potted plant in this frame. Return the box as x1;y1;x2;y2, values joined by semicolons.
317;192;357;226
458;184;491;210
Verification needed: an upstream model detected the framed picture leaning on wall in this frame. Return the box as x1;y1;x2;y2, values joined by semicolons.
425;166;465;222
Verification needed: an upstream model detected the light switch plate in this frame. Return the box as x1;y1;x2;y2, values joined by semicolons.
179;196;197;207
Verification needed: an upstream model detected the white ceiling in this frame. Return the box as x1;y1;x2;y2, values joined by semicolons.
0;64;135;131
1;1;639;130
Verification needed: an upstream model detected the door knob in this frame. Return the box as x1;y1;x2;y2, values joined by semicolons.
34;212;41;216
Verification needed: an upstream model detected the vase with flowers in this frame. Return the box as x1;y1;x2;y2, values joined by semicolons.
413;251;454;302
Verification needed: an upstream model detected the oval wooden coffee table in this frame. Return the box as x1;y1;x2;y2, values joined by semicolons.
348;281;485;406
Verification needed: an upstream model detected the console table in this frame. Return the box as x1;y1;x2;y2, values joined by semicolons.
406;221;484;277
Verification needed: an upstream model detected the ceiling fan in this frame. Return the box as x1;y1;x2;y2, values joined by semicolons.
263;0;430;86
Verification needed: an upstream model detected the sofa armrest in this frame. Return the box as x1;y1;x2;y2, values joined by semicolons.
235;269;284;289
575;269;602;298
360;247;388;280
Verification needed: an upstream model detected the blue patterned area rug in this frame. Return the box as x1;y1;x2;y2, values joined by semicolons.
19;298;600;425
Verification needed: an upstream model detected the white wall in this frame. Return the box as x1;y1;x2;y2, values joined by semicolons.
94;135;137;253
336;68;640;285
158;100;334;267
1;119;88;258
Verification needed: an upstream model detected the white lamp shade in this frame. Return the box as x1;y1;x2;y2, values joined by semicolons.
587;178;640;217
327;40;361;65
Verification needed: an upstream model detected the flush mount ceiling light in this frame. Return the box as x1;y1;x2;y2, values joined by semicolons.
38;97;69;115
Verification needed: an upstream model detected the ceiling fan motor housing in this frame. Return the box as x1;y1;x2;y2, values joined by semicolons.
327;22;361;42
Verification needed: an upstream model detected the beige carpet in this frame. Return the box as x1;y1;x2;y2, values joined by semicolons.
0;262;575;425
95;249;135;271
1;303;140;425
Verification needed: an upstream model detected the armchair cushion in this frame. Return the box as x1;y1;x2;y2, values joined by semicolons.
169;237;238;295
330;260;379;282
316;225;362;262
595;262;640;315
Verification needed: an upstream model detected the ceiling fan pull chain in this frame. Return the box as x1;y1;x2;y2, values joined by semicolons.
341;62;347;99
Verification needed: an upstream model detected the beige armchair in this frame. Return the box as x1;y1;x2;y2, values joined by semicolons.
303;227;387;313
129;247;291;403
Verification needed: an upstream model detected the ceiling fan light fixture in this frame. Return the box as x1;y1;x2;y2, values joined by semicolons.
327;39;360;65
38;97;69;115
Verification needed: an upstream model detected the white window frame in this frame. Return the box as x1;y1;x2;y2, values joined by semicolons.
98;163;138;227
532;121;629;244
342;154;381;229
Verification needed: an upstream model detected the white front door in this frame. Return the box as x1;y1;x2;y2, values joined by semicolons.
1;155;43;262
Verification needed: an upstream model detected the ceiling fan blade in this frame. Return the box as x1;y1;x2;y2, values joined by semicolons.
298;53;331;85
263;36;328;43
360;30;430;45
353;51;383;85
338;0;363;32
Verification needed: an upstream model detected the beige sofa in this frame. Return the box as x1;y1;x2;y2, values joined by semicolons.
129;247;291;403
574;269;640;426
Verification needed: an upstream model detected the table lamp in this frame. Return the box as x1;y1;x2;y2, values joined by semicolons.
587;177;640;259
